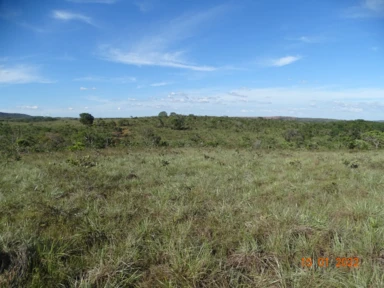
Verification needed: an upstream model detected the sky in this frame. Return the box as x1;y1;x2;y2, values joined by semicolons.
0;0;383;120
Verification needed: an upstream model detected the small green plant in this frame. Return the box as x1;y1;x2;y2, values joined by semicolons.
68;141;85;151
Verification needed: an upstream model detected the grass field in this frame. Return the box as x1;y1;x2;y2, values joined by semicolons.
1;146;384;287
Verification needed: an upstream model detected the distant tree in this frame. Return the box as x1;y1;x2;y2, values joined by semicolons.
79;113;94;126
158;111;168;117
170;112;177;117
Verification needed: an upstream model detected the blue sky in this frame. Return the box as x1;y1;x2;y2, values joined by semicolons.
0;0;383;119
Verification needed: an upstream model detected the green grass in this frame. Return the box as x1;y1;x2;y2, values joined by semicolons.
1;147;384;287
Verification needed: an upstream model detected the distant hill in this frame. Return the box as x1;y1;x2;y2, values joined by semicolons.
0;112;32;119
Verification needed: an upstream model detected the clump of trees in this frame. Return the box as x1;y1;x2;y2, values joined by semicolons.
2;113;384;160
79;113;94;126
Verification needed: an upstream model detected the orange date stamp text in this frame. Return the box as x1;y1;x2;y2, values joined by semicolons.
301;257;360;268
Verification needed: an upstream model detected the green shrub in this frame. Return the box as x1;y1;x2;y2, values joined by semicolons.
354;139;370;150
142;129;163;146
16;138;33;147
117;119;130;126
68;141;85;151
170;116;187;130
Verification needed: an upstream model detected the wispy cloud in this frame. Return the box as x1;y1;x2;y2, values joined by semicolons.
296;36;326;44
18;22;47;33
134;0;154;12
344;0;384;18
80;86;96;90
364;0;384;12
74;76;137;83
52;10;93;25
0;8;48;33
86;96;110;103
99;5;228;71
19;105;39;110
150;82;171;87
100;48;216;71
265;56;302;67
0;65;51;84
66;0;117;3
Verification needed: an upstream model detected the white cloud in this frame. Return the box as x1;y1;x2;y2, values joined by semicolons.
86;96;110;103
345;0;384;18
99;5;227;71
134;1;153;12
34;86;384;119
66;0;117;3
150;82;170;87
268;56;302;67
0;65;51;84
298;36;313;43
52;10;93;25
74;76;136;83
101;48;216;71
364;0;384;12
19;105;39;110
332;101;366;113
296;36;325;44
80;86;96;90
68;107;74;110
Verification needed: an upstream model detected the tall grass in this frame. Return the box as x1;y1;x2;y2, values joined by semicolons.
1;148;384;287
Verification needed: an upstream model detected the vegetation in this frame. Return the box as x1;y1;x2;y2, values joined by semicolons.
1;114;384;286
79;113;95;126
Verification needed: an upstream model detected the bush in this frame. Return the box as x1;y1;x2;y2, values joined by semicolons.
68;141;85;151
117;119;130;126
142;129;163;146
42;133;66;150
190;134;202;144
170;116;187;130
353;139;370;150
16;138;32;147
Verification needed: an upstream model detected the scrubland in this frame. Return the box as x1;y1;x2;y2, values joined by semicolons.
1;116;384;287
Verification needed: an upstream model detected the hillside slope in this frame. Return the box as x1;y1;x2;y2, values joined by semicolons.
0;112;32;118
